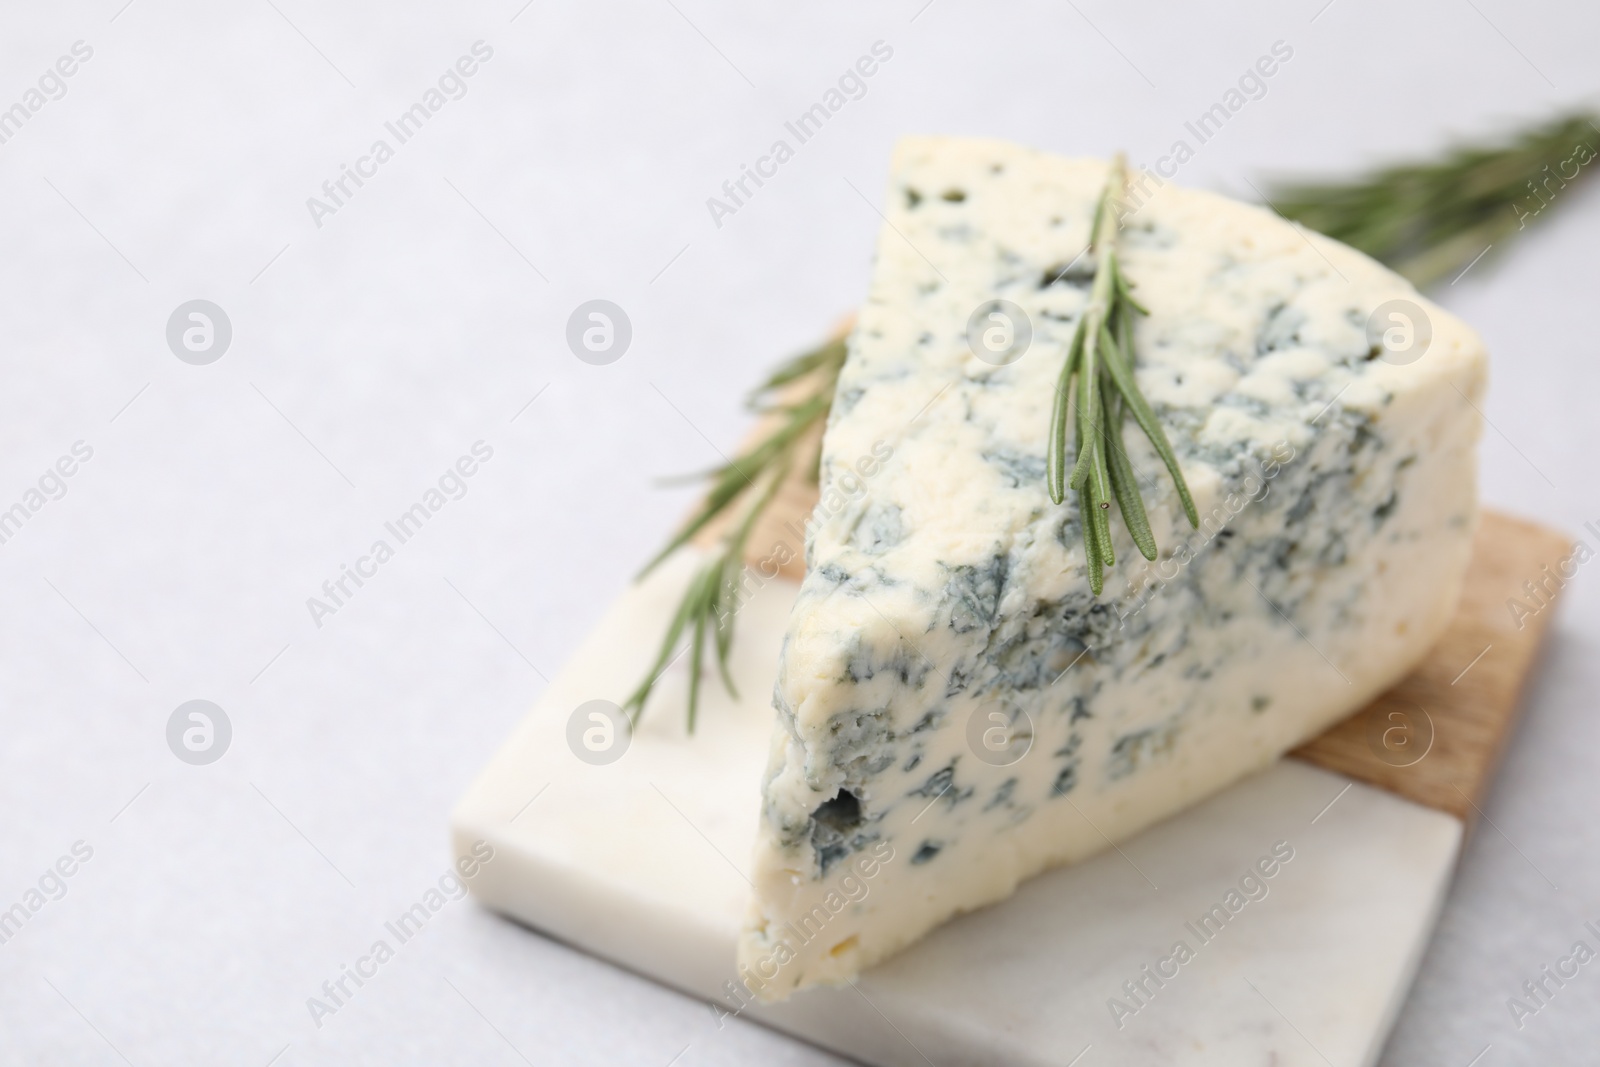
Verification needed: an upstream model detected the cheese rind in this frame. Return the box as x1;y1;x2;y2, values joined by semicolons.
737;136;1485;1000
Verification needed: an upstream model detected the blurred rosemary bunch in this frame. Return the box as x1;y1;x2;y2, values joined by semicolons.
1270;110;1599;288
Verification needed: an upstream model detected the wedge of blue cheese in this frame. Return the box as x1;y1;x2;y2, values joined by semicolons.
737;136;1485;1000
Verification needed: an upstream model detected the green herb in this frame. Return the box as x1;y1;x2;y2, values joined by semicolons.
1270;110;1600;288
1048;154;1199;595
622;335;847;729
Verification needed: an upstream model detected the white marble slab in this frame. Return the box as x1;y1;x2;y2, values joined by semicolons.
451;549;1463;1067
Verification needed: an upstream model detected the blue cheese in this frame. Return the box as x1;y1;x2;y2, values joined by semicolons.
737;136;1485;1000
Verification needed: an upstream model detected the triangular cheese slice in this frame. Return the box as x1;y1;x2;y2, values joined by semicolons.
737;136;1485;1000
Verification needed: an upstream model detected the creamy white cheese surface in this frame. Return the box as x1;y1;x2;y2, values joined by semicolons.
738;136;1486;1000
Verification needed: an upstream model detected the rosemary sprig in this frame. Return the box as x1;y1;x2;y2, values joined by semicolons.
623;334;848;729
1270;110;1600;288
1048;155;1199;595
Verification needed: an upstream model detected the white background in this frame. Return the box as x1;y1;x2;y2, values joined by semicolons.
0;1;1596;1064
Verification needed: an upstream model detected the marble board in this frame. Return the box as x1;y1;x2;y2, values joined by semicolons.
449;510;1565;1066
